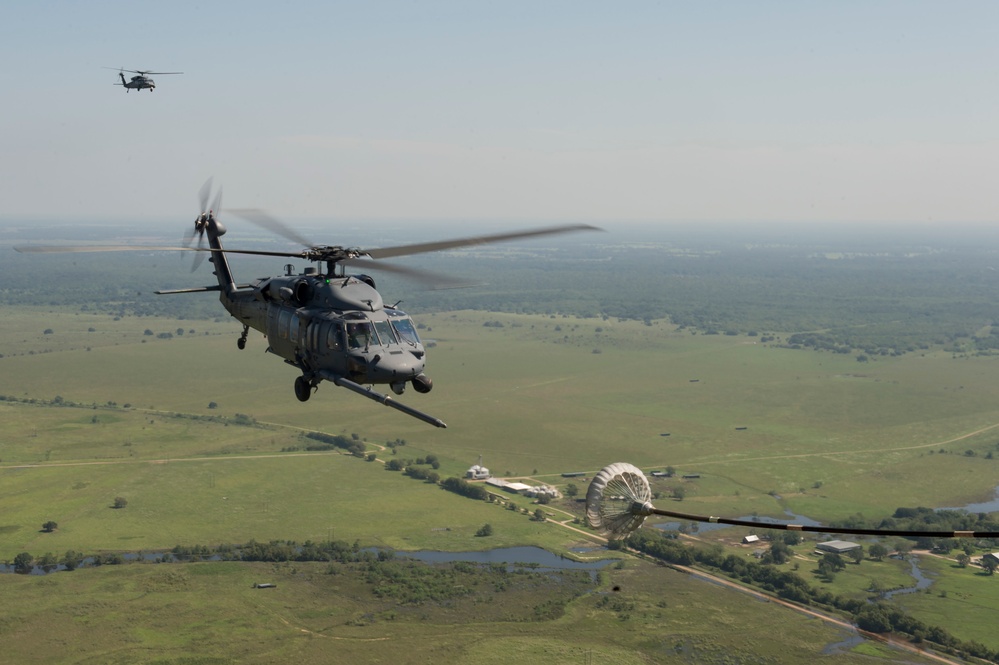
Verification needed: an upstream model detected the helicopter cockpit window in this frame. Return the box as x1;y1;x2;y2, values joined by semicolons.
373;320;397;346
346;321;378;349
390;317;420;346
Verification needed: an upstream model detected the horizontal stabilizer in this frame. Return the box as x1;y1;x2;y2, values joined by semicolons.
155;284;253;295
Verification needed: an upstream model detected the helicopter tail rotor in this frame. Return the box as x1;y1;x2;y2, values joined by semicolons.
186;178;220;272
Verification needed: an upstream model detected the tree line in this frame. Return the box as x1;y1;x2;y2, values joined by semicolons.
8;227;999;356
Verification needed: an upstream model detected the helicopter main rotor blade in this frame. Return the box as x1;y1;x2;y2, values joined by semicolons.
362;223;603;260
228;208;316;248
14;245;193;254
102;67;182;75
340;258;483;290
13;244;281;258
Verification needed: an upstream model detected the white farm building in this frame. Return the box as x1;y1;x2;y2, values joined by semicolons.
466;454;490;480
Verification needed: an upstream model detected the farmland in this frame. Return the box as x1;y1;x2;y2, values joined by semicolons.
3;222;999;662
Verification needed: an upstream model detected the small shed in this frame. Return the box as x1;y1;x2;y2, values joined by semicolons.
742;535;760;544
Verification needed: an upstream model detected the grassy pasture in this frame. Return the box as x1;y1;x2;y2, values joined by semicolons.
5;308;999;533
891;554;999;648
0;556;930;665
0;434;582;558
3;306;999;660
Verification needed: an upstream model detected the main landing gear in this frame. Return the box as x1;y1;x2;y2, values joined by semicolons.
237;324;249;350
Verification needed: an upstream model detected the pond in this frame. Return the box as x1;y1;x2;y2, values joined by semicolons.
938;485;999;514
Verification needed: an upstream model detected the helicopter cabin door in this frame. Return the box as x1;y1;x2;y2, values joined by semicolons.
267;306;305;358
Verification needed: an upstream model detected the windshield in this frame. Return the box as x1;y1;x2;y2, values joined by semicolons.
373;320;397;346
391;317;420;346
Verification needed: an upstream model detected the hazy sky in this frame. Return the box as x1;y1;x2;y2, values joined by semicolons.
4;1;999;225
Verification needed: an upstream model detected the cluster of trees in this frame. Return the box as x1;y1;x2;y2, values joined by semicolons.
363;558;591;612
440;477;488;501
402;465;441;484
624;529;998;662
366;560;479;605
166;539;382;564
301;431;366;456
10;549;120;573
10;539;391;572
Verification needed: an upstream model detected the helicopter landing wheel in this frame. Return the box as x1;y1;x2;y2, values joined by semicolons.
237;324;249;350
294;376;312;402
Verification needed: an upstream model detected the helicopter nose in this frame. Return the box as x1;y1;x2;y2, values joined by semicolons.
365;351;425;383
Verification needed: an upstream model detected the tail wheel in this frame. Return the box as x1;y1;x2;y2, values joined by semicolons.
294;376;311;402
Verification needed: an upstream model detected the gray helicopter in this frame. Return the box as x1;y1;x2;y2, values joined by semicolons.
15;180;598;427
106;67;182;92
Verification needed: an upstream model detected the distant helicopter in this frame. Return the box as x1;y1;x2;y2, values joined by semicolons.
105;67;182;92
14;180;599;427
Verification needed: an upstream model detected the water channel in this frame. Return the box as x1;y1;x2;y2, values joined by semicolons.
399;545;615;571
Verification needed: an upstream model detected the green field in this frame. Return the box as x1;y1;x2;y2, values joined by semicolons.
3;306;999;662
1;556;907;665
